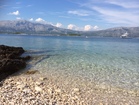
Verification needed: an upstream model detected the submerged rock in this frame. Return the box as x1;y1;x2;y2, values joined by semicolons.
0;45;30;82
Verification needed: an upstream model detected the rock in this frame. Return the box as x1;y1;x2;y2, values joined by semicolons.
0;45;30;82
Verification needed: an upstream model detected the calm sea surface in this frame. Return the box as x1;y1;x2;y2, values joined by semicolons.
0;34;139;90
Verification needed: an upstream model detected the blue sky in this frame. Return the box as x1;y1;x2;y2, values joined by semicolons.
0;0;139;30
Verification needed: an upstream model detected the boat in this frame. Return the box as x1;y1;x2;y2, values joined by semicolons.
120;32;129;38
85;36;88;38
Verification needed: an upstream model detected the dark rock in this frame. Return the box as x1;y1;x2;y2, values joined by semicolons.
0;45;30;82
22;56;31;61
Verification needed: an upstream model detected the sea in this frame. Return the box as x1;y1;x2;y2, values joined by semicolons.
0;34;139;90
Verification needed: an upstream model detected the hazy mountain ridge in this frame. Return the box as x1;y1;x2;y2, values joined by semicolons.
85;27;139;37
0;20;80;35
0;20;139;37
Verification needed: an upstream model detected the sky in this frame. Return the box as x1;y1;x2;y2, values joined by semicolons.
0;0;139;31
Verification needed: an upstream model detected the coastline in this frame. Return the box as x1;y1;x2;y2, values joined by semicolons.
0;71;139;104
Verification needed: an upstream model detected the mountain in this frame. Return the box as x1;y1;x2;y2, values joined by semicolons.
0;20;80;35
0;20;139;37
84;27;139;37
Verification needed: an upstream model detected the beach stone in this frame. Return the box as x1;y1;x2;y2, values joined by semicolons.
17;84;25;89
73;88;80;92
35;81;43;86
35;86;42;92
48;88;53;94
99;103;104;105
39;77;47;81
16;82;21;85
55;89;61;93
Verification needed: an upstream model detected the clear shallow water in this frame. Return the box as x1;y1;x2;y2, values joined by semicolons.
0;34;139;90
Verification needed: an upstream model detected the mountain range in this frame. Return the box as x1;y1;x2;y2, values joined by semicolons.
0;20;139;38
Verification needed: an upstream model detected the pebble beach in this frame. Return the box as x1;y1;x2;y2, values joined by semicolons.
0;70;139;105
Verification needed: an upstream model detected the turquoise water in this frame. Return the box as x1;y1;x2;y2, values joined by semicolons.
0;34;139;90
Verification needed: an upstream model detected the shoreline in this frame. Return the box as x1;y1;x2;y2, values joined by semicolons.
0;71;139;104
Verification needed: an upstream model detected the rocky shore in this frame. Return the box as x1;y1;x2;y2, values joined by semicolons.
0;72;139;105
0;45;30;82
0;45;139;104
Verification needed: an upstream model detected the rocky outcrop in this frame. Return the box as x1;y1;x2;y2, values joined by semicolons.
0;45;30;82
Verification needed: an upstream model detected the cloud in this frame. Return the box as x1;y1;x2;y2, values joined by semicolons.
93;25;99;30
105;0;139;9
79;0;139;26
59;16;71;18
68;10;90;16
29;18;33;21
16;17;21;20
67;24;78;30
35;18;53;25
55;23;62;28
84;25;93;31
12;6;21;9
35;18;45;23
27;5;32;7
9;10;20;15
84;25;99;31
92;6;139;26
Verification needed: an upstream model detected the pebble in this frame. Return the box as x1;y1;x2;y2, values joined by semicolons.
35;81;43;86
17;84;25;89
35;86;42;92
55;88;61;93
73;88;80;92
39;77;47;81
0;74;138;105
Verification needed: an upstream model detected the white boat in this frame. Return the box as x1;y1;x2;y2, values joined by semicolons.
120;32;129;38
85;36;88;38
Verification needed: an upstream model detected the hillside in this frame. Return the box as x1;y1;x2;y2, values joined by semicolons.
0;20;139;37
0;20;80;35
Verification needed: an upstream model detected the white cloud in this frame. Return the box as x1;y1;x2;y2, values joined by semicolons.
92;6;139;26
84;25;93;31
35;18;45;23
105;0;139;9
12;7;21;9
35;18;54;25
93;25;99;30
76;0;139;27
67;24;78;30
9;10;20;15
29;18;33;21
55;23;62;28
27;5;32;7
68;10;90;16
84;25;99;31
16;17;21;20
